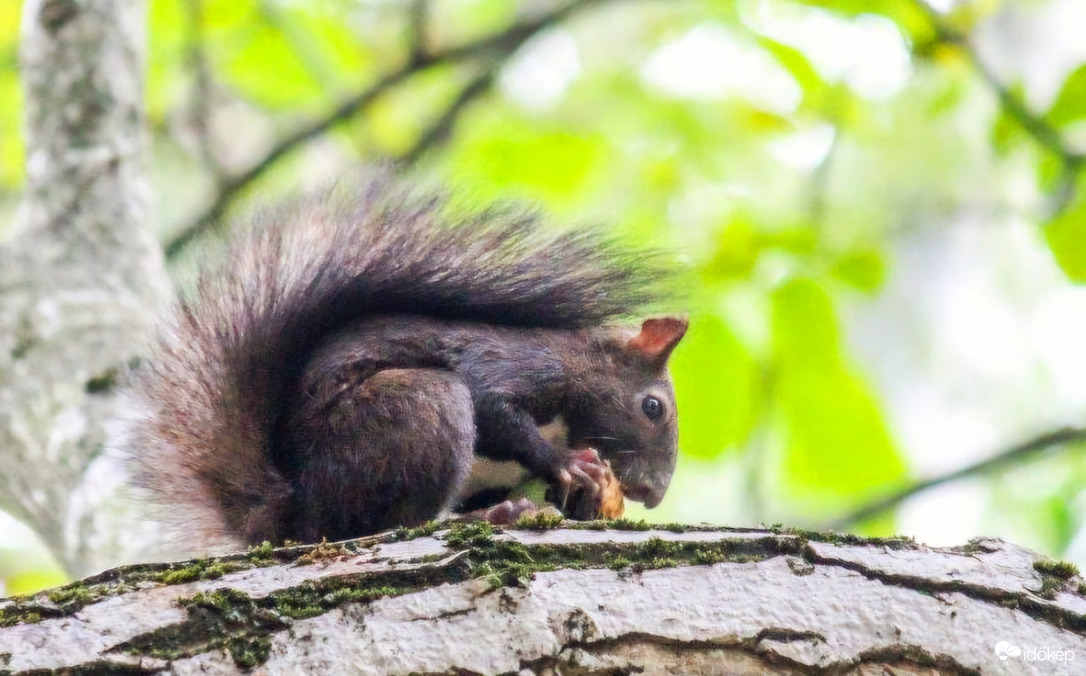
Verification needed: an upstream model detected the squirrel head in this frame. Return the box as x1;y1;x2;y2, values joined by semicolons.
566;317;687;509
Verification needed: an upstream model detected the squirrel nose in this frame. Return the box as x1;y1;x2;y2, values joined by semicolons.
643;488;664;509
625;483;665;508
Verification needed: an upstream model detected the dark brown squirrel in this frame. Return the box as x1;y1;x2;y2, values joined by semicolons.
122;174;686;552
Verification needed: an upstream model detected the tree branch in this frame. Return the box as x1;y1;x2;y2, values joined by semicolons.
408;0;430;65
165;0;610;258
5;524;1084;673
397;70;496;166
828;426;1086;529
2;0;170;576
910;0;1084;214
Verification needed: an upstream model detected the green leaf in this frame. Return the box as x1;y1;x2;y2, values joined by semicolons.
204;0;258;31
670;315;761;459
272;6;371;88
772;279;906;497
1043;189;1086;283
218;23;323;108
926;77;966;117
754;35;826;114
831;248;887;292
449;115;606;205
990;100;1022;156
1041;493;1078;554
703;218;761;282
702;220;819;284
772;278;842;371
762;225;818;256
1047;63;1086;128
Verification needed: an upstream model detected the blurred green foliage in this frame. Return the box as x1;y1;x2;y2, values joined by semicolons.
4;0;1086;591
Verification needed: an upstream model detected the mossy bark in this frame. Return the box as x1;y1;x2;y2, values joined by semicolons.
2;522;1083;675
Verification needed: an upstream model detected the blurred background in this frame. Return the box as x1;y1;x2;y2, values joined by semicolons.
3;0;1086;594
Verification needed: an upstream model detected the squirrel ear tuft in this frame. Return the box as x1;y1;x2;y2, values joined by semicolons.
627;317;688;368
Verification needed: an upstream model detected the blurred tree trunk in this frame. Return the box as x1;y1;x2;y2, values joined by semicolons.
1;526;1083;675
0;0;168;577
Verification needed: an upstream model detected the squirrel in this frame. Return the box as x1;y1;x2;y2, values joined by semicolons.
120;174;687;552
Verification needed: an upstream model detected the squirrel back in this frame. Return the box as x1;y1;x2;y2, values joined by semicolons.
123;174;678;551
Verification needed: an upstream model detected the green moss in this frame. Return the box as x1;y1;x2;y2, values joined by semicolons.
228;634;272;669
156;559;249;585
606;556;631;571
123;588;291;668
246;541;276;564
1034;558;1080;580
959;537;987;556
443;521;582;586
471;539;538;587
574;520;610;530
0;600;49;628
0;530;410;631
443;521;495;548
128;581;404;669
515;511;564;530
1;575;135;627
691;549;727;565
1038;577;1062;599
201;562;246;579
393;520;441;541
608;518;652;531
177;577;409;628
268;580;403;620
564;518;687;533
644;537;679;556
158;567;201;585
440;524;805;587
181;588;248;614
775;527;917;550
1031;558;1079;600
47;584;93;606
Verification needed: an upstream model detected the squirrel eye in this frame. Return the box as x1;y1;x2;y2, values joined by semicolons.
642;395;663;421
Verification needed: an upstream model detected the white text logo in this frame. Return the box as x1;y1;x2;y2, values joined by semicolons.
995;640;1075;664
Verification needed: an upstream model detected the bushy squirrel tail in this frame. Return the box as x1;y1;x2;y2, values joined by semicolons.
121;173;668;549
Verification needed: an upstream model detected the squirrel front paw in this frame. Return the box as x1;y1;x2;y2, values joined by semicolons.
475;498;559;525
547;448;625;520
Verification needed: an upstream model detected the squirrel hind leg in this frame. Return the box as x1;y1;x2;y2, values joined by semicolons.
286;368;475;543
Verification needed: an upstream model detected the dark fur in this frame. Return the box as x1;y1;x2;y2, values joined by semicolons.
124;174;678;550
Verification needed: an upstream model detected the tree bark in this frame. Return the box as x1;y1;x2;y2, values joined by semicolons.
0;0;169;577
2;523;1083;675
